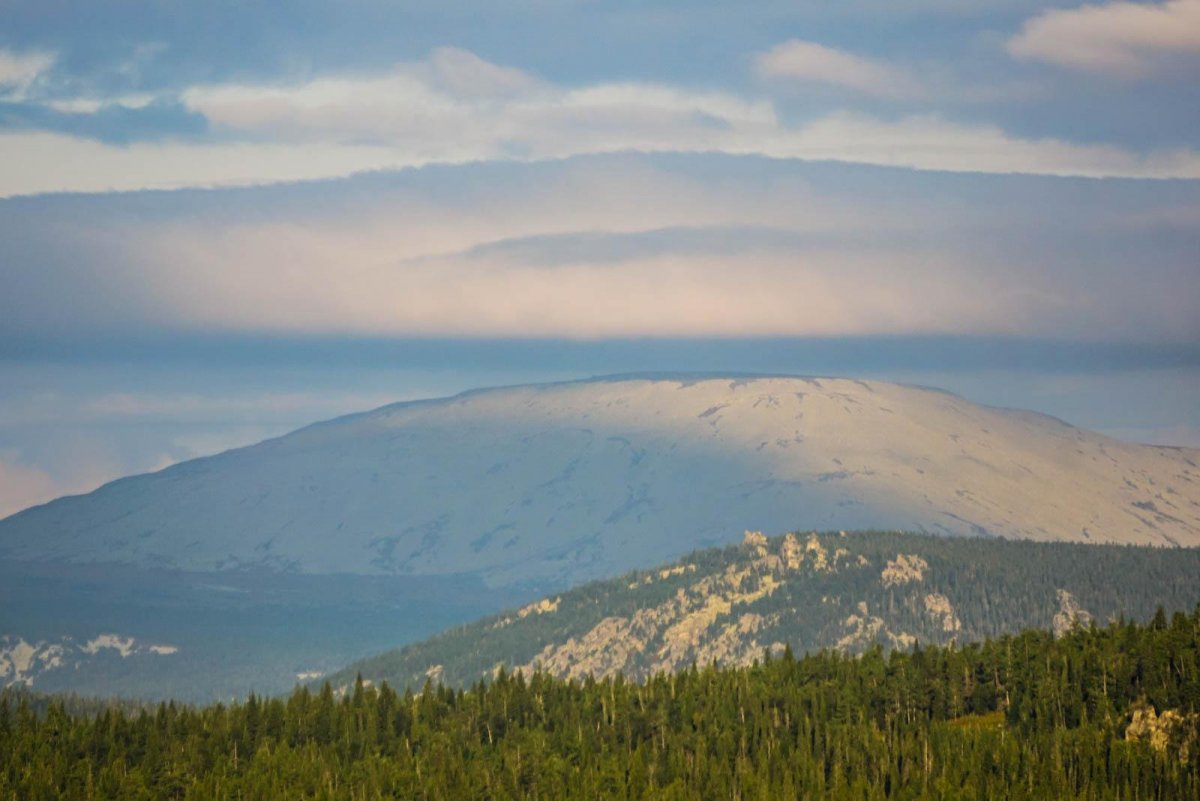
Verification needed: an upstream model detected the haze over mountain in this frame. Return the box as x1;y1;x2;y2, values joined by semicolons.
3;375;1197;590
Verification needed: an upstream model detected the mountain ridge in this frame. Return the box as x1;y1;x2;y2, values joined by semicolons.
1;374;1197;588
327;529;1200;691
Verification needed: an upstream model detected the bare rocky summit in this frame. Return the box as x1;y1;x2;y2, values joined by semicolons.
1;375;1197;587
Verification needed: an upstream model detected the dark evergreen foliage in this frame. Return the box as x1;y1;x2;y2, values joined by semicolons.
3;607;1199;799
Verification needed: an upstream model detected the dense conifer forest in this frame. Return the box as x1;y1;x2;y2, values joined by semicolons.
3;607;1199;799
332;531;1200;690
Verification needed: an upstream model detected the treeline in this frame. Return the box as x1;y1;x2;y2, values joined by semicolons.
3;608;1199;800
0;688;152;720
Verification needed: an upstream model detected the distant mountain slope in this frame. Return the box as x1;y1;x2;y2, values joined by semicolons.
2;376;1200;587
0;560;526;701
330;531;1200;690
2;376;1198;587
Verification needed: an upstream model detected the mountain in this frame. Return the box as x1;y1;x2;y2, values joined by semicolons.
2;374;1198;700
329;530;1200;690
1;632;179;688
2;375;1197;589
0;559;528;701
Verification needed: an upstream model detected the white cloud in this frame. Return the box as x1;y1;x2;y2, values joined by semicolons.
1008;0;1200;76
0;453;62;518
774;111;1200;178
424;45;546;98
0;48;55;98
131;239;1016;339
125;241;1034;340
182;52;777;154
83;391;406;421
0;443;133;518
755;39;925;99
3;46;1199;197
0;388;407;428
42;93;158;115
0;131;406;196
6;155;1193;344
2;107;1198;199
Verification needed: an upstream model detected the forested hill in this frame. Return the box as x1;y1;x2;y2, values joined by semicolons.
332;531;1200;691
4;608;1200;799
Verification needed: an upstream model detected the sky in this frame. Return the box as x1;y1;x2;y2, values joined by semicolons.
0;0;1198;517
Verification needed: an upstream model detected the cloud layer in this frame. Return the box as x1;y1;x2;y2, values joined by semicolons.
3;32;1200;197
1009;0;1200;76
3;154;1197;343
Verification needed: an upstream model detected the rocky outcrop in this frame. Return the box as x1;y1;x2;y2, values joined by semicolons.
328;530;1200;692
1;633;179;688
881;554;928;587
1126;702;1199;762
742;530;769;557
924;593;961;633
511;532;937;681
836;601;916;650
518;597;560;618
517;533;812;679
1052;589;1093;637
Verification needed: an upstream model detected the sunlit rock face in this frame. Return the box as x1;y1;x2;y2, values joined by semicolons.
1;375;1197;587
0;633;178;688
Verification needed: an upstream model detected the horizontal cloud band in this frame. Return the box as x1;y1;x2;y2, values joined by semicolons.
2;44;1200;197
2;153;1197;342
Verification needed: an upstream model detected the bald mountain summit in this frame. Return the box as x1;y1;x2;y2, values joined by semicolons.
2;375;1197;589
2;375;1199;700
